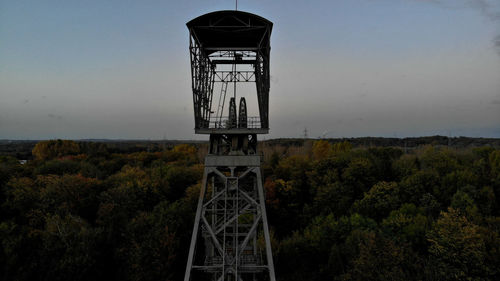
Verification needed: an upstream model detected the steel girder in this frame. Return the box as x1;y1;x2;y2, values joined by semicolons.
190;36;215;129
184;163;276;281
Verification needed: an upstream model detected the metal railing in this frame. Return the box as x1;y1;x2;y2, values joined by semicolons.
207;116;261;129
204;255;260;266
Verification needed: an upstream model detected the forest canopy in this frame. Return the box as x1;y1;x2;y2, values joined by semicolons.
1;139;499;280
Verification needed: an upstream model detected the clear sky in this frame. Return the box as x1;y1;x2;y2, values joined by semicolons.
1;0;499;140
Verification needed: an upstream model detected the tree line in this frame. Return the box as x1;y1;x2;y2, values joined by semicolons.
1;139;499;280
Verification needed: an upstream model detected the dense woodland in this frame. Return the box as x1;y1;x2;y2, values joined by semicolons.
1;139;500;281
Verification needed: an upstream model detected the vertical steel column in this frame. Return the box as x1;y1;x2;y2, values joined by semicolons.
184;156;276;281
255;168;276;281
184;168;209;281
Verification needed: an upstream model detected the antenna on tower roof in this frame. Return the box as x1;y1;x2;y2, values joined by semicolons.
236;0;238;10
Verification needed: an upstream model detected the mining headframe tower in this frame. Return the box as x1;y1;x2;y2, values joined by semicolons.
184;10;276;281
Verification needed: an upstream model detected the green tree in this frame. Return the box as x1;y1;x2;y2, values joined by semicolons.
353;181;400;221
419;146;459;176
427;208;492;280
38;174;102;220
164;165;202;201
342;231;423;281
313;182;354;217
33;159;81;175
40;214;102;281
3;177;39;218
392;154;419;180
342;157;377;199
399;170;440;205
382;204;430;251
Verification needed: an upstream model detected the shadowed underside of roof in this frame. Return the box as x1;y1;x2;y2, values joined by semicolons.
186;10;273;51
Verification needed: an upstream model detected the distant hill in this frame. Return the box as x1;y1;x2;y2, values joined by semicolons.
1;136;499;159
266;135;500;148
0;139;205;159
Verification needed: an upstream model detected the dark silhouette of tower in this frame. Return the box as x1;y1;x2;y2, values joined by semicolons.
184;10;275;281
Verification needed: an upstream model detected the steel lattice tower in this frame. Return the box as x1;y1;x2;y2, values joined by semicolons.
184;10;275;281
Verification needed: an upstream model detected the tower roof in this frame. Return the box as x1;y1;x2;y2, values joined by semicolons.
186;10;273;52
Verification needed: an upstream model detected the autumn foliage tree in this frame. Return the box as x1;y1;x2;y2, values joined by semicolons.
32;140;81;160
1;141;500;281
